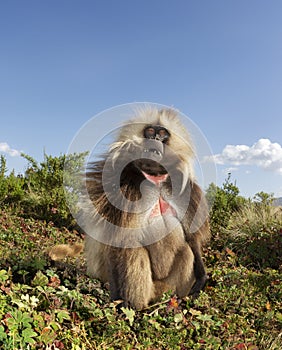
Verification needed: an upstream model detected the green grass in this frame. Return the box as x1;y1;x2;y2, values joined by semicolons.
223;204;282;269
0;208;281;350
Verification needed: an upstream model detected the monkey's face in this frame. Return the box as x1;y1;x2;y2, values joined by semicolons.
133;124;174;178
107;109;195;193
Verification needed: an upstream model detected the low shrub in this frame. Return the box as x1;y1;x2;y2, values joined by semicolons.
224;203;282;269
206;174;247;240
0;152;87;228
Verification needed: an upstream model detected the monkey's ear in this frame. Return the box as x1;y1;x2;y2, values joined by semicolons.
48;243;84;261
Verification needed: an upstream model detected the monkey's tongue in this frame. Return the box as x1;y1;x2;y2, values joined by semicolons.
142;171;168;186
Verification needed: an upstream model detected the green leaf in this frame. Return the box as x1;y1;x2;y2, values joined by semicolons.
56;310;71;323
196;314;214;323
121;307;135;326
0;269;9;283
189;308;202;316
21;312;33;328
174;313;183;323
32;271;49;287
22;328;37;344
276;312;282;324
0;325;7;341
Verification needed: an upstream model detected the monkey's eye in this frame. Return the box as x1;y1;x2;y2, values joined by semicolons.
155;127;170;142
144;127;156;139
158;129;168;137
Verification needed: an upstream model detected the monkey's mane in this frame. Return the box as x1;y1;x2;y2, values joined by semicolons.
86;159;143;228
85;108;196;228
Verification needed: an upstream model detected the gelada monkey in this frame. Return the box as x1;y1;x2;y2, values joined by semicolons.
81;108;210;310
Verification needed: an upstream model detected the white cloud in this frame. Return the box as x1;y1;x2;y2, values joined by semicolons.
206;139;282;175
0;142;21;157
277;187;282;197
222;167;238;175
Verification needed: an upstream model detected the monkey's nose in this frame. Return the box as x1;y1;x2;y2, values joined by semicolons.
141;139;164;161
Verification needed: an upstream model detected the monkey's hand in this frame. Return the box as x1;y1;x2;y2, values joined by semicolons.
189;274;208;299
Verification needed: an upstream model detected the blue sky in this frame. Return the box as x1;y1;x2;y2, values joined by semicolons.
0;0;281;198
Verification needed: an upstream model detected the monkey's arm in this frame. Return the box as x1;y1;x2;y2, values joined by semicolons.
107;246;155;310
186;233;208;297
181;181;210;297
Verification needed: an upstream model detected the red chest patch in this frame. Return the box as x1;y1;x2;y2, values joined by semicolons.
142;171;177;218
150;196;177;218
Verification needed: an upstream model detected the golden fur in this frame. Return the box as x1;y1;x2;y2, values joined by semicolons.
83;108;210;309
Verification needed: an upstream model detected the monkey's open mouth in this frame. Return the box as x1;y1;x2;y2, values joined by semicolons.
142;171;168;186
133;158;168;178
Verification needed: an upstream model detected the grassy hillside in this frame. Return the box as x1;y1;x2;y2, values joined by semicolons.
0;155;281;349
